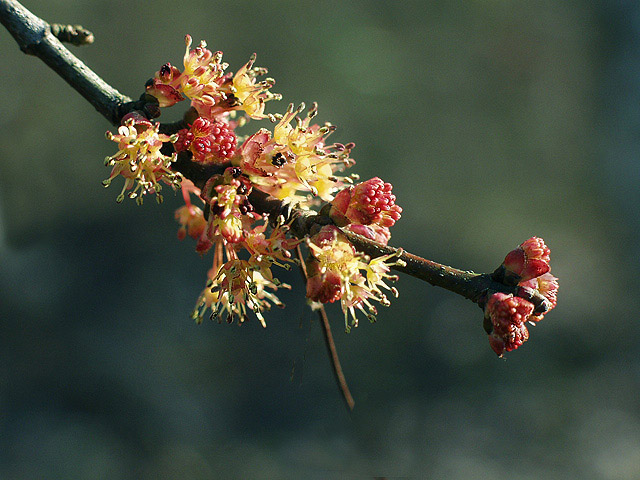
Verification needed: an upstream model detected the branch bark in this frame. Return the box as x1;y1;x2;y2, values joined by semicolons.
1;0;129;124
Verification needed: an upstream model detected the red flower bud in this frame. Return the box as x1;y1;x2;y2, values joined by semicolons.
484;292;534;356
175;118;237;164
501;237;551;285
330;177;402;228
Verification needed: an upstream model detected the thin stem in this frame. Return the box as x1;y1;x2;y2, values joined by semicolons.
296;245;355;412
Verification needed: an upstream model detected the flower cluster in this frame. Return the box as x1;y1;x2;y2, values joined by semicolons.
241;102;355;203
101;35;560;357
146;35;280;119
103;113;181;204
484;237;559;356
305;226;403;332
329;176;402;245
191;259;288;328
102;35;404;327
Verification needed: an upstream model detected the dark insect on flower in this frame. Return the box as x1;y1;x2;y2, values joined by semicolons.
271;152;286;167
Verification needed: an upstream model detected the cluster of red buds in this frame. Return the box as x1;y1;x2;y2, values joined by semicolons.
174;117;237;165
484;237;559;356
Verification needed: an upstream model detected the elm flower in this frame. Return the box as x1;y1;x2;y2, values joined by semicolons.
198;172;258;247
483;237;557;355
146;35;280;122
177;35;226;109
330;177;402;228
103;114;180;204
175;204;206;240
499;236;551;285
306;259;343;304
227;53;281;119
519;272;559;323
174;117;237;165
244;216;299;267
240;103;355;202
191;259;289;327
146;35;226;113
146;62;184;108
307;225;402;332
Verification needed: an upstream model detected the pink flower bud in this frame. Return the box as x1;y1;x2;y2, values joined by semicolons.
484;292;534;356
330;177;402;228
501;237;551;284
305;258;343;304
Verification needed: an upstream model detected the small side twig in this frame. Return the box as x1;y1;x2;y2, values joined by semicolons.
0;0;130;124
49;23;94;46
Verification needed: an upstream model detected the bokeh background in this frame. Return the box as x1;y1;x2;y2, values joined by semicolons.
1;1;639;478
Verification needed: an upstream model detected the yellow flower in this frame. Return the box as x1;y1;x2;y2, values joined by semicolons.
307;226;401;331
191;259;289;327
179;35;226;106
230;54;280;119
103;114;180;204
240;104;355;203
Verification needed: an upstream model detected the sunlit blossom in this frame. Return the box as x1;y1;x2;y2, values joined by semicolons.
307;225;402;331
241;103;355;202
191;259;289;327
103;114;180;204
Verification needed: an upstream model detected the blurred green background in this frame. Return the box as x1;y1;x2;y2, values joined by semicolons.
1;0;639;478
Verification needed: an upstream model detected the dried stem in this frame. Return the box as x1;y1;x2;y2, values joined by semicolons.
296;245;354;411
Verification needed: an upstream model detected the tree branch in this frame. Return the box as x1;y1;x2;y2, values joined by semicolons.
246;189;550;315
1;0;129;124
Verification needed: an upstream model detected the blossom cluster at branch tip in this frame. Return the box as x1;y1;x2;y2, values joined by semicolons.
103;113;181;204
484;237;558;356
